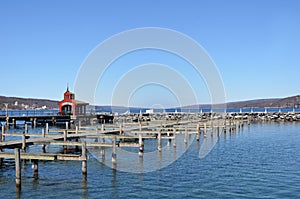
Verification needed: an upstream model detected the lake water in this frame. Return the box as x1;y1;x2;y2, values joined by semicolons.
0;122;299;198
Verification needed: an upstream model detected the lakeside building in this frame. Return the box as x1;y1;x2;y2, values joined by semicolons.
58;87;89;116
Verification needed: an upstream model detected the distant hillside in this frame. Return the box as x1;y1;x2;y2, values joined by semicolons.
0;96;58;110
1;94;300;111
182;95;300;109
227;95;300;108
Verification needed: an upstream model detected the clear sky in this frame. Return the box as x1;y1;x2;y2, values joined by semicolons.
0;0;300;107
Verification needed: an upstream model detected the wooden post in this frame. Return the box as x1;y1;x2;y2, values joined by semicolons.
82;142;87;175
33;160;38;175
101;124;105;133
46;123;49;135
63;130;67;152
42;128;46;152
95;126;98;136
42;128;45;137
15;148;21;189
75;125;78;134
138;134;144;157
13;119;16;128
157;131;162;152
101;137;105;160
248;115;251;126
6;116;9;129
34;118;37;128
204;123;207;138
22;133;26;151
1;126;4;141
52;117;55;126
112;137;117;164
196;124;200;141
64;130;67;142
167;131;172;146
173;128;176;148
25;123;28;135
184;127;188;144
119;124;122;135
65;122;69;130
173;132;177;148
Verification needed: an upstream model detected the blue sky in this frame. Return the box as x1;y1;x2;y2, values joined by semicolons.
1;0;300;107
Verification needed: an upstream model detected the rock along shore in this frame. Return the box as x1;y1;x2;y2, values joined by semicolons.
114;112;300;122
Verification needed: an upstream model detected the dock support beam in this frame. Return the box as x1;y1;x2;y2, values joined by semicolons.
75;126;78;134
81;142;87;176
173;128;176;148
119;124;122;135
13;119;16;128
63;130;67;152
15;148;21;189
204;123;207;138
41;128;46;152
65;122;69;130
196;124;200;141
157;131;162;152
45;123;49;135
112;137;117;165
25;123;28;134
184;127;188;144
139;134;144;157
22;134;26;151
1;126;4;141
101;137;105;161
33;160;38;176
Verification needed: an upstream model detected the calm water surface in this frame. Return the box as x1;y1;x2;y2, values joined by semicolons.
0;122;299;198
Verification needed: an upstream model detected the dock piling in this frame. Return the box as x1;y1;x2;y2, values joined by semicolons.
101;137;105;160
112;137;117;165
22;133;26;151
81;142;87;175
63;130;67;152
46;123;49;135
14;148;21;189
13;119;16;128
119;124;122;135
196;124;200;141
75;126;78;134
157;131;162;152
173;128;176;148
1;126;4;141
204;123;207;138
138;134;144;157
32;160;38;175
25;123;28;135
184;127;188;144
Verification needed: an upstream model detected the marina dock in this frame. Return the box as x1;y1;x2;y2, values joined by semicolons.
0;112;248;191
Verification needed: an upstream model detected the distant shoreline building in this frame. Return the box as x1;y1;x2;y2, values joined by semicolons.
58;87;89;116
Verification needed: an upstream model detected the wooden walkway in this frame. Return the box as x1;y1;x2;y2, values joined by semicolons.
0;116;250;190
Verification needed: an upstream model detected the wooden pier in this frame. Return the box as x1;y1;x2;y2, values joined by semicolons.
0;113;251;191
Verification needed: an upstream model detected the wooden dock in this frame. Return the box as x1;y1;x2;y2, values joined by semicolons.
0;114;250;191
